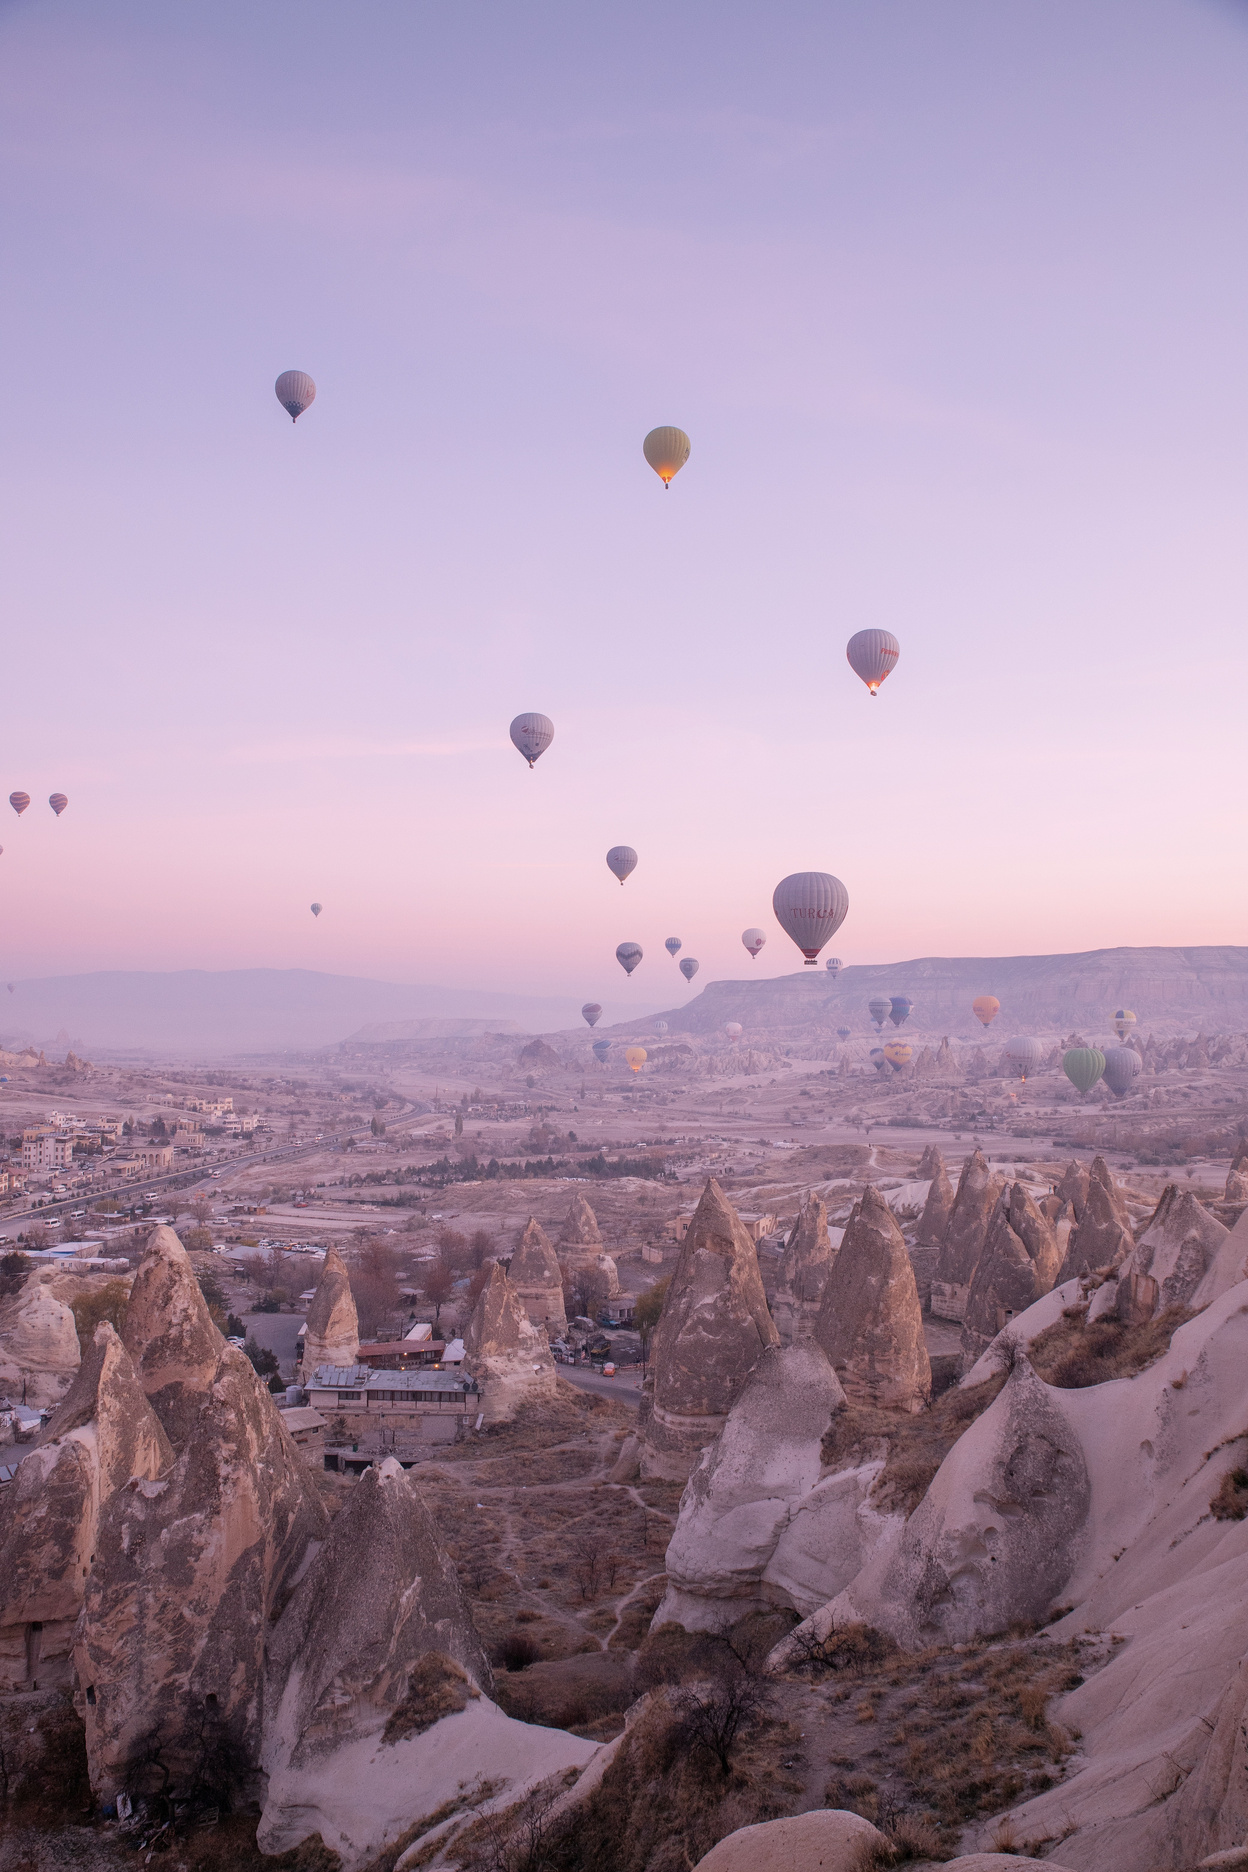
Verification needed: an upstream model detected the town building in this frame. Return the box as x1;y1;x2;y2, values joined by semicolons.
21;1129;73;1173
304;1363;479;1433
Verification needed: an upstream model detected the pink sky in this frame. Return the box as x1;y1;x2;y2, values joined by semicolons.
1;0;1247;1004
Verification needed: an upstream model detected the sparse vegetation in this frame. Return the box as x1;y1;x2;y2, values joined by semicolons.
820;1375;1007;1514
1028;1304;1194;1388
1211;1466;1248;1520
70;1277;130;1350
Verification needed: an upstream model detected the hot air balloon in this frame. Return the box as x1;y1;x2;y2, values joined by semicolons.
310;903;323;918
826;957;843;975
48;793;68;817
1004;1035;1043;1080
742;928;766;960
888;995;913;1029
868;996;890;1030
1103;1046;1142;1098
606;846;638;885
725;1021;743;1041
510;713;554;768
1112;1008;1137;1041
616;942;643;976
1063;1047;1106;1096
679;957;699;982
581;1003;602;1028
9;793;29;816
883;1041;912;1071
642;426;690;487
624;1046;647;1074
870;1047;887;1071
972;996;1000;1028
846;628;900;696
665;937;682;957
772;871;849;965
592;1040;611;1063
836;1025;851;1039
275;370;316;422
654;1020;668;1034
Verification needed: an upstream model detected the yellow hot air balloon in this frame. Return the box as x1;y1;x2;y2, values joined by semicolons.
642;426;690;487
972;995;1000;1027
624;1046;647;1074
1113;1008;1137;1041
882;1041;912;1071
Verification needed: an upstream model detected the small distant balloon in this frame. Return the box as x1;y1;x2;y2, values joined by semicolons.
606;846;638;885
1063;1047;1106;1095
883;1040;912;1072
654;1019;668;1034
725;1021;743;1041
310;903;323;918
275;369;316;422
9;793;29;816
825;957;843;975
870;1047;887;1071
742;928;766;960
1112;1008;1137;1041
510;713;554;768
616;942;643;976
1004;1035;1043;1080
868;996;890;1030
48;793;68;817
772;871;849;965
888;995;913;1029
581;1002;602;1028
836;1025;851;1039
972;995;1000;1028
1103;1046;1142;1098
592;1039;611;1063
665;937;682;957
679;957;699;982
624;1045;647;1074
643;426;690;487
846;628;900;696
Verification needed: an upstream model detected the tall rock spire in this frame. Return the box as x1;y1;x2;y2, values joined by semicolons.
815;1185;931;1413
301;1245;360;1375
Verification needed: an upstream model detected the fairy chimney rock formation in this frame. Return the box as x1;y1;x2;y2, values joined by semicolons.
121;1224;224;1443
916;1143;945;1180
931;1150;1001;1321
0;1269;81;1409
508;1218;568;1333
1057;1159;1136;1282
960;1185;1060;1371
557;1192;619;1303
301;1244;360;1374
916;1158;955;1247
771;1193;838;1345
815;1185;931;1413
1225;1164;1248;1203
639;1177;779;1481
1122;1186;1231;1311
1055;1159;1091;1221
463;1262;556;1424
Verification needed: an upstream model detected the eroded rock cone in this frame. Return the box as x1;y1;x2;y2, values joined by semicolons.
960;1187;1059;1371
1225;1165;1248;1203
122;1224;223;1445
772;1193;837;1344
815;1185;930;1413
1089;1155;1133;1229
916;1158;955;1247
301;1244;360;1372
931;1150;1001;1320
0;1324;171;1691
1004;1182;1061;1291
75;1344;329;1804
0;1268;81;1409
640;1177;779;1481
508;1218;567;1333
1055;1160;1091;1221
559;1190;603;1252
463;1262;556;1424
1123;1186;1230;1311
1057;1165;1135;1282
917;1143;945;1180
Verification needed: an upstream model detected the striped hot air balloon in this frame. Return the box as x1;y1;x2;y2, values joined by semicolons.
9;793;29;816
846;629;900;695
510;713;554;768
1063;1047;1106;1095
825;957;843;975
1112;1008;1137;1041
772;871;849;965
679;957;699;982
275;370;316;421
48;793;68;816
581;1003;602;1027
868;996;890;1030
643;426;690;487
665;937;682;956
1004;1035;1043;1080
616;942;643;976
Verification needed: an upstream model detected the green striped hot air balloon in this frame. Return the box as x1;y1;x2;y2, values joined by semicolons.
1063;1047;1106;1095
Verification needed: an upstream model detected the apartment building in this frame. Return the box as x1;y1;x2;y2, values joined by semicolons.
21;1128;74;1173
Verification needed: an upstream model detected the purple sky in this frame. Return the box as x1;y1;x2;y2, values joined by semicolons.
2;0;1247;1002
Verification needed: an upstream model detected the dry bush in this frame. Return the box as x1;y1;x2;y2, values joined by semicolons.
1211;1467;1248;1520
382;1653;478;1743
789;1622;899;1679
491;1650;636;1732
1028;1305;1193;1388
349;1237;402;1336
820;1376;1006;1515
70;1277;130;1350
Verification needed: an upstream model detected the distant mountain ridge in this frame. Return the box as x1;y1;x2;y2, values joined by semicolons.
609;946;1248;1042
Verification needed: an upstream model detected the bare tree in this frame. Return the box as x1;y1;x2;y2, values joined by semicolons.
670;1653;766;1777
421;1255;455;1331
569;1530;604;1600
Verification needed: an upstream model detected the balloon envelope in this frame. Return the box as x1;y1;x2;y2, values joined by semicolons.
836;1026;851;1039
846;628;900;695
48;793;68;816
581;1003;602;1028
1063;1047;1106;1094
868;996;890;1028
725;1021;743;1040
741;928;766;959
310;903;322;917
665;937;682;957
592;1040;611;1062
606;846;638;885
1113;1008;1138;1041
275;369;316;421
509;713;554;768
772;871;849;964
624;1046;647;1073
616;942;643;975
8;793;29;816
642;426;690;485
1003;1035;1043;1078
654;1020;668;1034
679;957;699;982
1103;1046;1142;1097
972;996;1000;1027
825;957;843;975
870;1047;887;1071
883;1041;912;1071
888;995;913;1028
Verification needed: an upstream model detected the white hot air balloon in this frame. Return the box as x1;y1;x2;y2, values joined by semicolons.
509;713;554;768
772;872;849;965
606;846;638;885
725;1021;743;1041
846;629;900;696
275;370;316;422
616;942;643;976
654;1019;669;1034
825;957;843;975
642;426;690;487
741;928;766;960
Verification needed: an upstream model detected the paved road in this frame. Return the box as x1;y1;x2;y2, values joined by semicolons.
561;1365;645;1410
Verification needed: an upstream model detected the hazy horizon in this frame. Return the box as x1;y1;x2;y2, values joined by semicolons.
3;0;1248;1005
